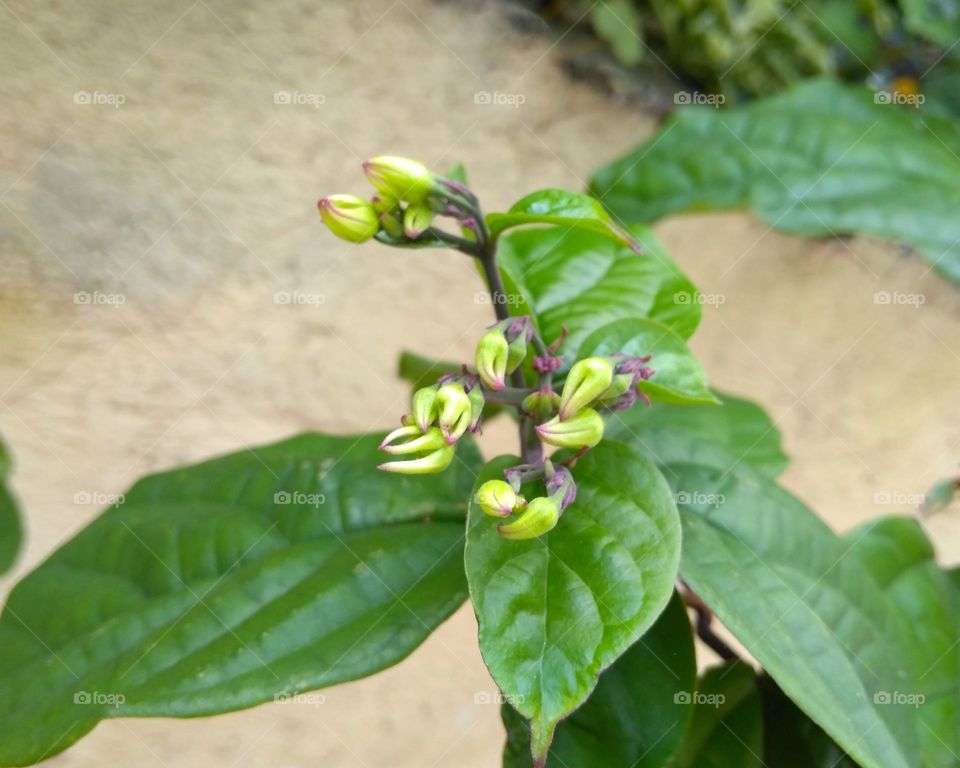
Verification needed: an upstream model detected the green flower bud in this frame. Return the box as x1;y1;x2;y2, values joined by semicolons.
403;202;434;238
378;444;455;475
498;496;560;540
521;389;561;422
506;332;528;373
318;194;379;243
475;479;520;518
411;387;439;432
363;156;435;203
536;407;605;450
596;373;634;406
559;357;615;419
467;385;485;431
475;330;510;390
436;383;472;444
379;425;446;455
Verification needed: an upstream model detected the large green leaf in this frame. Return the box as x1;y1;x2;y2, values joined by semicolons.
466;442;681;762
502;591;696;768
843;516;960;768
0;432;481;766
577;318;718;405
591;79;960;283
667;457;922;768
605;390;789;479
670;661;763;768
0;437;21;577
901;0;960;48
496;227;700;361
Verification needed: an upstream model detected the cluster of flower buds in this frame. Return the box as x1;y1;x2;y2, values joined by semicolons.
474;317;531;391
378;376;484;474
475;461;576;540
318;156;484;247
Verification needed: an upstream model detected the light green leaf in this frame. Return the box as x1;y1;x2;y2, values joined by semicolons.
466;442;681;762
0;432;481;765
0;436;22;577
842;516;960;768
398;349;461;388
487;189;637;249
671;458;921;768
501;592;696;768
605;390;789;479
591;79;960;283
590;0;645;67
901;0;960;48
671;661;763;768
577;318;718;405
497;226;700;362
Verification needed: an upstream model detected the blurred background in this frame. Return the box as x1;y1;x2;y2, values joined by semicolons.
1;0;958;765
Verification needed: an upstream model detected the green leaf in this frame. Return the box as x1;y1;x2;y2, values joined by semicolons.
672;459;921;768
502;591;696;768
0;432;481;765
671;661;763;768
577;318;718;405
466;442;681;762
901;0;960;48
497;226;700;361
605;390;789;479
842;516;960;768
487;189;637;249
590;0;645;67
444;162;469;186
0;436;22;577
398;349;461;389
591;79;960;283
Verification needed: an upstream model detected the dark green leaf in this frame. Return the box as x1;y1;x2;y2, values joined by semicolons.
605;390;789;479
591;79;960;283
670;661;762;768
577;318;718;405
487;189;636;249
0;436;21;577
398;350;461;389
502;592;696;768
0;432;481;765
466;442;681;761
497;226;700;362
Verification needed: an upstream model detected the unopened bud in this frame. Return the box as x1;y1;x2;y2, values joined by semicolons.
467;385;485;431
436;383;473;444
521;389;561;421
559;357;615;419
403;202;434;238
475;330;510;390
379;425;446;455
378;444;455;475
536;407;604;450
318;194;380;243
363;156;435;203
411;387;439;432
475;480;520;518
498;496;560;540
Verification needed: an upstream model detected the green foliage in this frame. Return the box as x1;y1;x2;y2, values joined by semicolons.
0;433;481;765
0;437;21;577
466;443;681;762
592;79;960;283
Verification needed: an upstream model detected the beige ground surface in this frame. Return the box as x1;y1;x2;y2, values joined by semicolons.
1;1;958;766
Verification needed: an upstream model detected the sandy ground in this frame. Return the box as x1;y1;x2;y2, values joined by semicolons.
1;0;958;765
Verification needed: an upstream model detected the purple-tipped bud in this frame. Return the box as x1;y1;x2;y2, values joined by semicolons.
498;496;560;540
475;480;520;518
536;408;605;450
363;156;435;203
318;194;380;243
475;330;510;390
379;426;447;455
403;202;434;238
378;444;455;475
411;387;439;432
436;383;473;444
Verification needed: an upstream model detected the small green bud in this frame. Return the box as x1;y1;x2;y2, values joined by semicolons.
475;330;510;390
596;373;634;405
403;202;434;238
436;383;472;444
475;479;519;518
467;385;485;431
506;332;528;373
521;389;561;422
318;194;380;243
363;156;435;203
379;425;446;455
378;444;455;475
559;357;615;419
498;496;560;540
536;407;604;450
411;387;439;432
